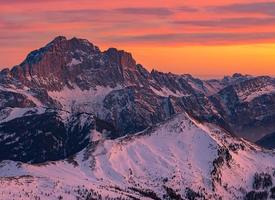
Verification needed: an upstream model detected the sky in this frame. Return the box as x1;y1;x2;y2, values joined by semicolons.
1;0;275;78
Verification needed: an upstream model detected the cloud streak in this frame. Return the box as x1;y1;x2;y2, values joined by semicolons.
1;2;275;48
211;1;275;16
114;7;174;16
109;32;275;45
173;17;275;28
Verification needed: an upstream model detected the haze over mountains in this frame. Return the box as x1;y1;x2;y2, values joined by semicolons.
1;36;275;199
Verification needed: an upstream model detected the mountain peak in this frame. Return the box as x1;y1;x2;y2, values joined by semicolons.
51;35;67;42
44;36;68;48
20;36;100;66
232;73;244;78
45;36;97;50
5;36;144;90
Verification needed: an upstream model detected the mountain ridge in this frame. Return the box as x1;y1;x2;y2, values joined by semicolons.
0;36;274;163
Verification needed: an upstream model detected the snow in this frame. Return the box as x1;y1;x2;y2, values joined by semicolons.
0;85;43;107
2;113;275;199
150;86;189;97
67;58;82;67
48;85;121;119
0;107;46;123
238;84;275;102
0;85;46;123
200;81;225;96
90;130;103;142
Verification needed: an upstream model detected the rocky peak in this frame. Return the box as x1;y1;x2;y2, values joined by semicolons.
46;36;97;49
3;36;105;89
0;36;156;92
232;73;245;78
51;35;66;42
23;36;100;65
104;48;136;69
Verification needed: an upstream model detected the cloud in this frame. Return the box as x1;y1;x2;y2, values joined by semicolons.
108;32;275;45
173;17;275;28
177;6;198;12
0;30;61;46
0;1;274;48
0;7;175;26
42;9;108;23
211;2;275;16
113;6;198;16
114;7;174;16
0;0;71;3
44;7;175;23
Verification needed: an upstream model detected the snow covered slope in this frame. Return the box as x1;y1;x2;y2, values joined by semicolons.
1;113;275;200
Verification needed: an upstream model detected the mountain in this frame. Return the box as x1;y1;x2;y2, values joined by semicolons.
0;36;275;163
1;37;275;161
1;36;275;199
210;75;275;142
1;113;275;200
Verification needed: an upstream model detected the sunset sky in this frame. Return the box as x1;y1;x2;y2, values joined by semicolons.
1;0;275;78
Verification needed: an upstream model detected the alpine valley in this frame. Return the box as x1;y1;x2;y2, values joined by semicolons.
1;36;275;200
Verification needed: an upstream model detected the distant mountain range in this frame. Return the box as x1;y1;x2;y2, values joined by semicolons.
1;36;275;199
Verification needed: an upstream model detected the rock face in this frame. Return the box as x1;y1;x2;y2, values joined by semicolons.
0;36;275;163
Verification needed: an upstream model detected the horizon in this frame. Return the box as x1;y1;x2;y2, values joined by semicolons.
1;0;275;78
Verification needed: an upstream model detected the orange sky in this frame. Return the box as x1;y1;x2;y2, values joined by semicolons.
1;0;275;78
